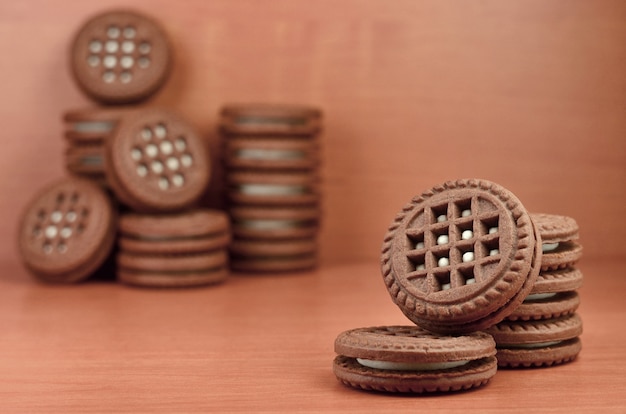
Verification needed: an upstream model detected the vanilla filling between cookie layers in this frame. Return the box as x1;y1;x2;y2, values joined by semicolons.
524;292;558;301
356;358;470;371
72;121;115;134
235;148;305;161
501;341;562;349
542;242;560;252
238;184;309;196
235;219;311;230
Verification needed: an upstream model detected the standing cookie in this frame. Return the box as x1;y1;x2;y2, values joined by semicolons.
70;9;171;104
381;179;542;334
105;108;210;212
333;326;497;393
17;177;117;283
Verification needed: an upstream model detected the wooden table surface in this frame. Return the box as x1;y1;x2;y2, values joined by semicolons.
1;258;624;412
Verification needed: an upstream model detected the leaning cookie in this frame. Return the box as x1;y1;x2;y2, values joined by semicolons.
333;326;497;393
381;179;541;334
531;213;582;271
105;108;210;212
486;313;582;368
17;177;117;283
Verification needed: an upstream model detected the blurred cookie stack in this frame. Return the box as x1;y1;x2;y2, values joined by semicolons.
18;9;230;288
486;213;583;368
219;104;323;272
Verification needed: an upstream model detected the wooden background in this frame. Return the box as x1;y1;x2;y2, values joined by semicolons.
1;0;624;268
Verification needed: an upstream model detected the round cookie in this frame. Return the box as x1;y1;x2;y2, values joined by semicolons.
381;178;542;334
507;267;583;321
118;209;230;254
487;313;583;368
531;213;582;271
65;144;106;176
223;137;320;171
17;177;116;283
220;104;322;136
230;254;317;273
227;171;319;206
64;107;131;143
333;326;497;393
70;9;171;104
105;108;210;212
230;205;319;240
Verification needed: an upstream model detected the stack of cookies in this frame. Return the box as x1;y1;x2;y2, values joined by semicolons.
333;179;583;394
219;104;323;273
18;9;230;288
486;213;583;368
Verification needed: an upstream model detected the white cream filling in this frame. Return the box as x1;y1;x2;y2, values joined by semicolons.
542;242;560;252
236;148;305;160
505;341;562;349
72;121;115;133
234;116;306;126
524;292;557;302
356;358;470;371
236;219;305;230
239;184;307;196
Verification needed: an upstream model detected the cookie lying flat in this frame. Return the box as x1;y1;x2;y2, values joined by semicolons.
224;137;320;171
105;108;210;212
70;9;171;104
487;313;582;368
333;326;497;393
18;177;117;283
506;267;583;321
531;213;582;271
117;209;230;287
64;107;132;184
220;104;322;136
229;239;317;273
229;205;319;240
381;179;541;334
227;171;319;206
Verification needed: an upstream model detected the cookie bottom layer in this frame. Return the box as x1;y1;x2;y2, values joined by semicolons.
496;337;581;368
333;355;497;393
118;268;228;288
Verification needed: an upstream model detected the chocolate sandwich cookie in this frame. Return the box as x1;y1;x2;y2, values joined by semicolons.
531;213;582;271
487;313;582;368
105;108;210;212
333;326;497;393
70;9;171;104
381;179;541;334
117;209;230;287
220;104;322;136
229;205;319;240
64;107;132;184
223;137;320;171
229;239;317;272
227;171;319;206
18;177;116;283
506;267;583;321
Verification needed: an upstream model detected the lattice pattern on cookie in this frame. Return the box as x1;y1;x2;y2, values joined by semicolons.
86;24;152;84
31;192;89;255
130;122;194;190
404;195;501;294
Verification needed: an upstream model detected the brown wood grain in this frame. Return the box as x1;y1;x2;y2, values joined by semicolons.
0;258;624;412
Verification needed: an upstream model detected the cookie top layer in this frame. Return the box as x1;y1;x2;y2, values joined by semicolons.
381;179;540;332
70;9;171;104
335;326;495;363
487;313;582;345
220;104;322;136
119;209;229;239
531;213;579;244
105;108;210;212
18;177;116;282
530;267;583;294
